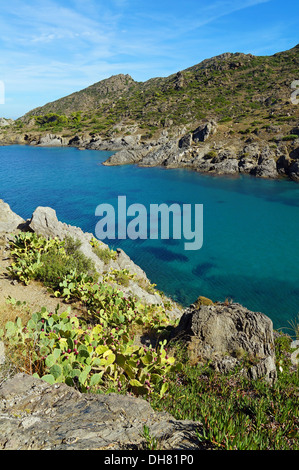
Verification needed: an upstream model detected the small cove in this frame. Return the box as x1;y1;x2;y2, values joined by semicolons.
1;144;299;330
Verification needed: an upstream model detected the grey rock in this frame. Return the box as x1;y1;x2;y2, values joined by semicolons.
0;373;204;450
193;121;217;143
170;302;277;383
0;118;14;127
290;340;299;367
213;158;239;174
139;141;179;167
178;133;193;149
254;156;278;178
276;153;292;175
37;134;66;147
195;159;215;172
238;157;257;174
103;148;145;166
0;200;25;234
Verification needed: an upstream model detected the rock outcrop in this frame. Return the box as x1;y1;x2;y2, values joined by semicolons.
192;120;217;143
170;301;277;384
0;200;25;233
0;373;204;450
0;118;14;127
36;133;68;147
100;129;297;180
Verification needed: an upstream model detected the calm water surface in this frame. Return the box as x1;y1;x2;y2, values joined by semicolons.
1;144;299;330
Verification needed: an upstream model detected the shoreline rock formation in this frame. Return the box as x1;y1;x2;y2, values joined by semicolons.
0;200;182;320
1;123;298;181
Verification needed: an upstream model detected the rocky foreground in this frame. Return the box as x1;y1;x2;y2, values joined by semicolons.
0;199;298;450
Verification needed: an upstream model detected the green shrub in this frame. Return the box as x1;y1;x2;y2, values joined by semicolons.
90;237;116;264
282;134;298;141
7;233;97;288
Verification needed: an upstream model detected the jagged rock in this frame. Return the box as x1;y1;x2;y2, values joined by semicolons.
0;200;25;233
0;341;5;365
213;158;239;174
27;206;147;280
0;373;205;450
170;302;277;383
276;153;292;175
192;121;217;143
238;157;257;174
139;141;179;167
103;148;145;166
289;160;299;180
178;134;193;149
254;157;278;178
0;118;14;127
36;134;67;147
290;340;299;367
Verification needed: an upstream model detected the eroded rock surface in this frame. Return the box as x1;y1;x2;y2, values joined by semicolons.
170;301;277;383
0;200;25;233
0;373;204;450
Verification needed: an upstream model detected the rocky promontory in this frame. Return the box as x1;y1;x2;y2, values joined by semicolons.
1;118;299;181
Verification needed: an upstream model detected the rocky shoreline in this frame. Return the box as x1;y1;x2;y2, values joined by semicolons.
1;118;299;181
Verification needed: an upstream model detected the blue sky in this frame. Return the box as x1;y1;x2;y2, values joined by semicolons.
0;0;298;119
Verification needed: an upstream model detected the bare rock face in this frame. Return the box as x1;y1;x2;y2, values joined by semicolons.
37;134;67;147
0;373;204;450
0;200;25;233
170;302;277;383
192;121;217;143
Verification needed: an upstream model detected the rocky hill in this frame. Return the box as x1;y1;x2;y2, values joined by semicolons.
21;45;299;132
1;44;299;180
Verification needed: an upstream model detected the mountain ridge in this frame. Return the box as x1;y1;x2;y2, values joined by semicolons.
21;43;299;129
1;44;299;181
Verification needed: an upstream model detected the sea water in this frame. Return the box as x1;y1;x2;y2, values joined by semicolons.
1;144;299;331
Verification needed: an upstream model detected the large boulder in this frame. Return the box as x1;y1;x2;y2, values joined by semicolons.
170;302;277;383
0;373;205;450
0;200;25;233
36;134;67;147
192;121;217;143
254;156;278;178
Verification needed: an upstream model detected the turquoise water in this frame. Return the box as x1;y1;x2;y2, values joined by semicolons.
1;144;299;330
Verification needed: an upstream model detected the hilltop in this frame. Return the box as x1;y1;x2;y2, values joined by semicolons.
20;44;299;131
1;44;299;180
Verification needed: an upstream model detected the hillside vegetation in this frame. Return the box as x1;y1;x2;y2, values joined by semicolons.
14;44;299;141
